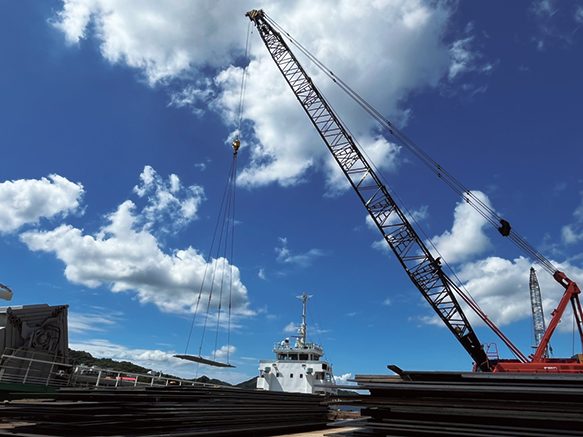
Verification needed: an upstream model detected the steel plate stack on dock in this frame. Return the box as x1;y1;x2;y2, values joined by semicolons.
0;385;330;436
332;370;583;436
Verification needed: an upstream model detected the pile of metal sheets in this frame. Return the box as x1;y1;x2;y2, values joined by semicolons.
0;385;330;436
331;369;583;436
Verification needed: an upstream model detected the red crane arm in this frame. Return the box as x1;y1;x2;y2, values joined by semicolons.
532;272;583;361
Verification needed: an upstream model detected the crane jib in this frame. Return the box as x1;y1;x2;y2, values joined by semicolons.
245;9;492;370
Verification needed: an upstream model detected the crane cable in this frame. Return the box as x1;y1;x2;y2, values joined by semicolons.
182;23;251;366
183;156;238;364
263;13;557;276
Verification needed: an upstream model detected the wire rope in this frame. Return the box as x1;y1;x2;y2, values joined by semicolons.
264;13;557;276
183;22;251;365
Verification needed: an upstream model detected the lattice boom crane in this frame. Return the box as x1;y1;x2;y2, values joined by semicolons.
246;9;583;372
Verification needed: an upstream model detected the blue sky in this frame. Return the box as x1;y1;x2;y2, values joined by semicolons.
1;0;583;383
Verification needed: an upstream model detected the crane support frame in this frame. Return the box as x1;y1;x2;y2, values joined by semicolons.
246;9;492;370
532;271;583;361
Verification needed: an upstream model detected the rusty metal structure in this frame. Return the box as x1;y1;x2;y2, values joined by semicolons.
0;385;330;436
0;304;69;388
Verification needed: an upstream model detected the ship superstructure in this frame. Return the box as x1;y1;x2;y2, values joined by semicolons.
256;293;336;394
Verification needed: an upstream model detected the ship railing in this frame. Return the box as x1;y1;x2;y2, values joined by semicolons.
273;342;324;351
0;348;72;388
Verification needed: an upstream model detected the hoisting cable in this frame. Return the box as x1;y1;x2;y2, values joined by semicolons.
226;156;238;365
263;13;557;276
177;23;250;368
178;155;238;368
211;151;238;362
337;107;528;361
197;158;237;359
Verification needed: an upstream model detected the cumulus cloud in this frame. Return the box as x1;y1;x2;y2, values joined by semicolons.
70;338;249;383
70;339;182;367
0;175;83;233
20;168;252;317
52;0;245;84
133;165;204;233
275;237;324;267
212;344;236;359
454;257;583;330
53;0;489;191
430;191;492;264
334;372;353;384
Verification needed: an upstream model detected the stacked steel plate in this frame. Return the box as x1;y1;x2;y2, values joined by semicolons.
331;369;583;436
0;385;330;436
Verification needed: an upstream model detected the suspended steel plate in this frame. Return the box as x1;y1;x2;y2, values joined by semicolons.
173;354;235;368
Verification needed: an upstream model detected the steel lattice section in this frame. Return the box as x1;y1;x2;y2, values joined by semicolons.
251;15;489;370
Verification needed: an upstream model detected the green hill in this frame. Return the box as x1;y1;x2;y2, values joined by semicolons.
68;348;231;386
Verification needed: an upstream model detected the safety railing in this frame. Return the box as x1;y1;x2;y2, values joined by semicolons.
69;365;206;388
0;348;72;387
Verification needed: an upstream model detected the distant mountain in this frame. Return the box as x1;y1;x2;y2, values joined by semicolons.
236;376;258;390
68;348;232;386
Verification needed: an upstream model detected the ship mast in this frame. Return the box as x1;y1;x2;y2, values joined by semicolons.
296;292;312;347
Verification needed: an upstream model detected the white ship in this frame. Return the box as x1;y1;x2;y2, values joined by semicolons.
256;293;336;394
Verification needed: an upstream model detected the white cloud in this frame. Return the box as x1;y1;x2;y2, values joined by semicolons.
531;0;557;19
275;237;324;267
257;268;266;280
52;0;246;85
212;344;236;359
529;0;582;50
429;191;492;264
561;193;583;245
217;1;457;190
69;338;250;383
0;175;83;233
334;372;353;383
382;298;392;306
283;322;298;334
133;165;205;233
70;339;181;366
20;168;252;318
53;0;489;190
454;257;583;329
69;311;122;333
283;321;329;336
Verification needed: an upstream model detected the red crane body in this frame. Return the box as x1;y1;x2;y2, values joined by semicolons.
494;271;583;373
246;9;583;373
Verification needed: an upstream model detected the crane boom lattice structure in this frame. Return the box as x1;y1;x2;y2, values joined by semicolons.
247;8;583;372
529;267;547;354
246;9;491;370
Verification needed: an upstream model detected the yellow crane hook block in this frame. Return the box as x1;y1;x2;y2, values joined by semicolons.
232;138;241;155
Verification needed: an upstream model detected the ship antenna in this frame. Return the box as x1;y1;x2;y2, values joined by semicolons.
296;292;312;347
